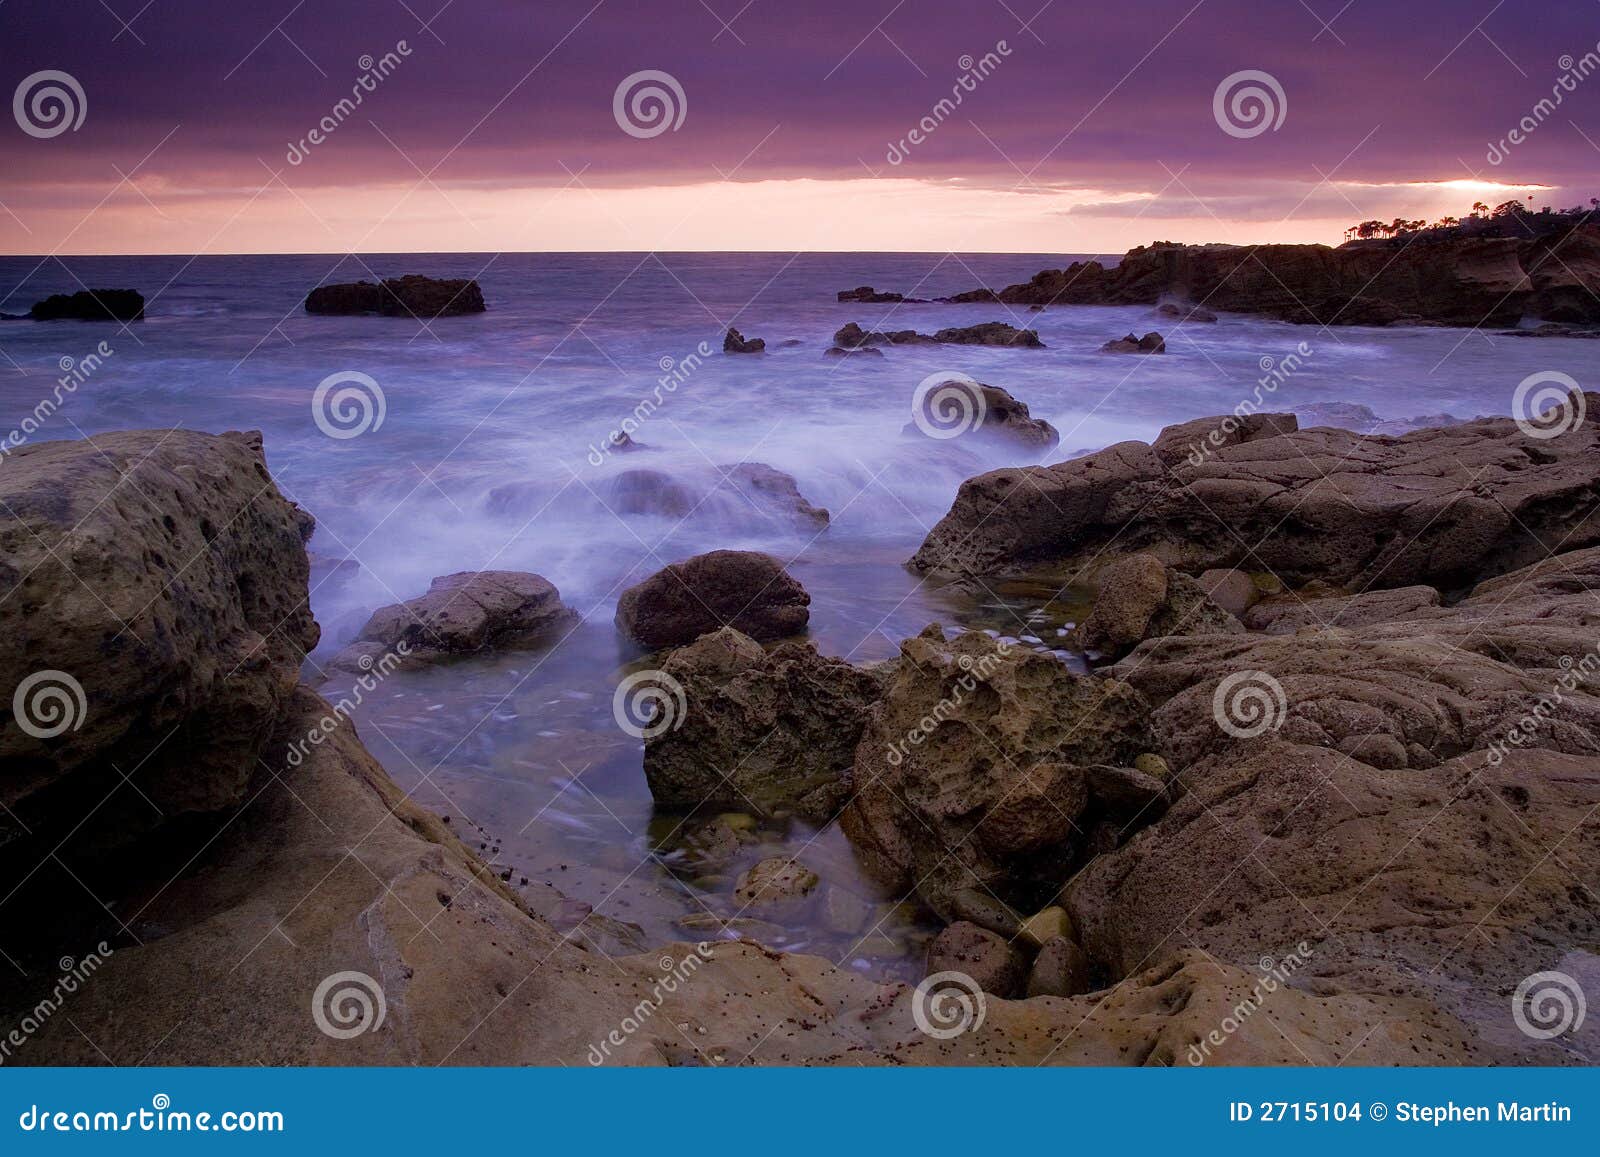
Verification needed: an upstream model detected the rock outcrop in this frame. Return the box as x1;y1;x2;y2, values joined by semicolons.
0;429;317;884
1100;331;1165;353
946;228;1600;326
616;550;810;649
840;628;1155;920
643;628;884;822
911;402;1600;591
305;275;486;317
901;380;1060;453
28;289;146;321
723;327;765;353
833;321;1044;349
1076;553;1241;658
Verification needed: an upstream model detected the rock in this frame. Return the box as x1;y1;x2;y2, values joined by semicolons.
734;857;820;911
823;345;884;358
944;228;1600;327
1027;937;1094;997
0;430;316;884
644;628;883;822
948;888;1025;938
837;286;919;303
1243;584;1440;634
1132;753;1171;780
723;463;829;527
606;468;697;517
926;922;1027;997
1196;568;1259;617
900;380;1059;453
822;886;876;934
833;320;1043;348
1077;554;1242;659
839;627;1154;919
305;275;486;317
616;550;810;649
1101;331;1164;353
723;327;765;353
1082;764;1168;818
29;289;145;321
1156;302;1215;323
1019;906;1073;948
343;571;575;661
912;406;1600;590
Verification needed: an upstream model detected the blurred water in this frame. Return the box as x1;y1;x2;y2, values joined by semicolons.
0;251;1583;970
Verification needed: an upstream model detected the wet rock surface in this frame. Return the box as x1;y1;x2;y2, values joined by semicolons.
616;549;811;649
305;274;486;317
339;571;576;662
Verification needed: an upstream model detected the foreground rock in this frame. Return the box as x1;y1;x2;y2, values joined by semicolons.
643;628;883;822
833;320;1044;349
901;380;1059;453
927;922;1027;997
28;288;146;321
305;275;487;317
334;571;576;666
912;402;1600;590
840;628;1155;920
723;327;765;353
616;550;810;649
946;228;1600;326
0;430;316;880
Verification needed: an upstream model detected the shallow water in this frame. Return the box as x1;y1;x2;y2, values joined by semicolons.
1;251;1588;973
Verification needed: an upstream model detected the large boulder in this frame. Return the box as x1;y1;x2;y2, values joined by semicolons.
643;627;884;822
29;289;145;321
912;405;1600;592
616;550;810;649
839;628;1155;919
338;571;575;664
305;275;486;317
0;430;317;913
723;327;766;353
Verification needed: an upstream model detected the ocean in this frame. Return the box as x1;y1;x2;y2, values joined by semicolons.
0;250;1581;972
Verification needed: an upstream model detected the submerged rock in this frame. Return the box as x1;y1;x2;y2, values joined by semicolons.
616;549;810;649
29;289;145;321
1156;302;1216;323
644;627;882;822
734;857;821;912
305;274;486;317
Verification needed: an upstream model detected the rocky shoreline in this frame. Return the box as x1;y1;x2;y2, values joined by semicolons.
4;403;1598;1065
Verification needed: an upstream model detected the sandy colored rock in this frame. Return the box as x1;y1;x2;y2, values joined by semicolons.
926;922;1027;997
644;627;883;822
1019;906;1073;948
839;627;1152;919
1027;937;1093;997
1078;554;1242;659
734;857;821;912
1197;568;1259;617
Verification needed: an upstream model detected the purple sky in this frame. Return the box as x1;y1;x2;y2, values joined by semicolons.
2;0;1595;252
